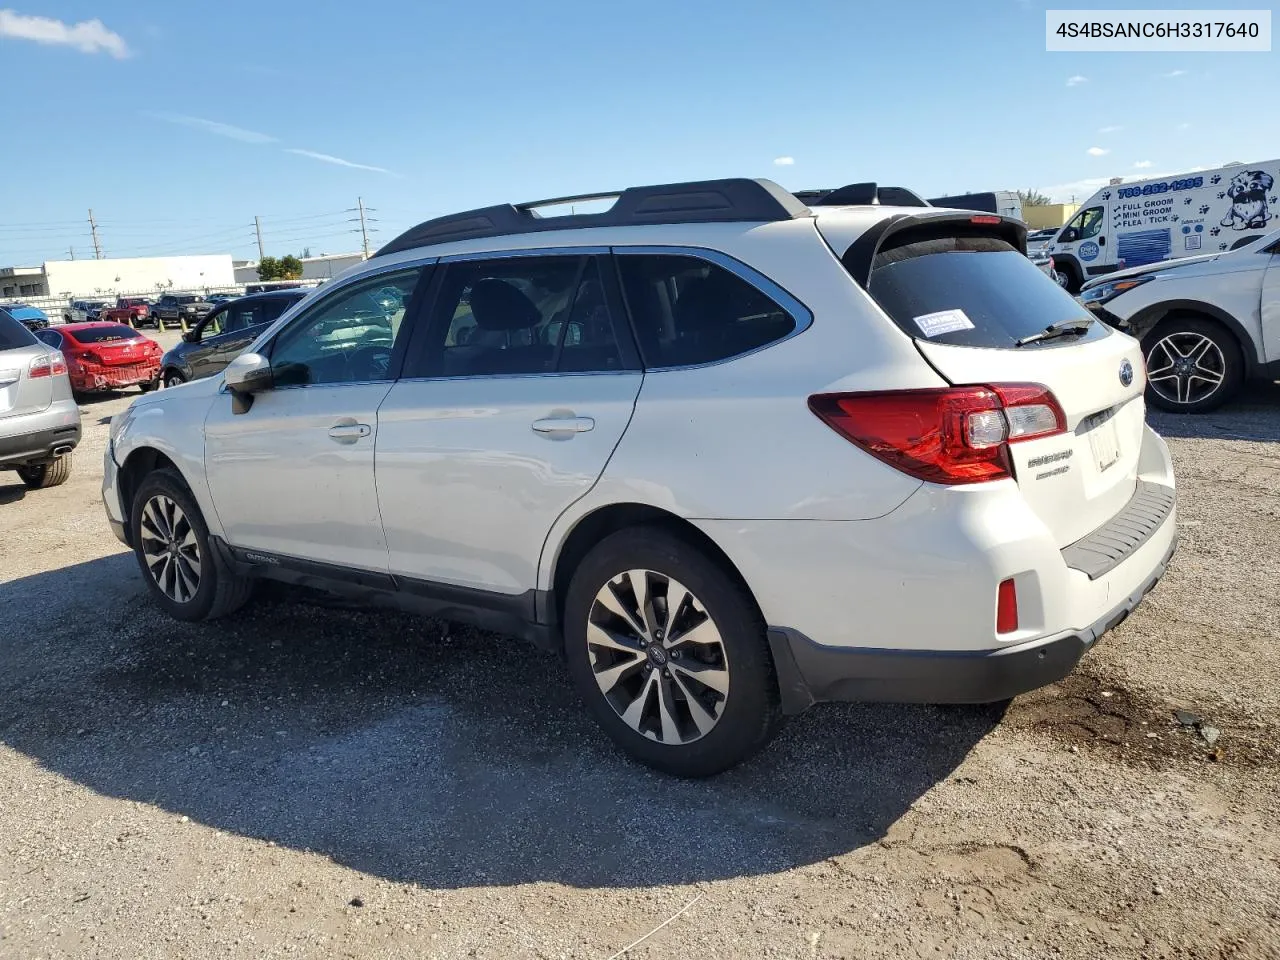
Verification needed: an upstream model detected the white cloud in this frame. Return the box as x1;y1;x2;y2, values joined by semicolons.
0;8;129;58
146;112;277;144
1087;146;1110;157
1162;69;1188;78
1098;125;1123;134
1066;75;1088;87
1036;176;1113;203
773;156;795;166
286;148;393;175
1133;160;1153;169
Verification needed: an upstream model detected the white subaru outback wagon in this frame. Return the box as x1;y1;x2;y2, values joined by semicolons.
104;178;1178;777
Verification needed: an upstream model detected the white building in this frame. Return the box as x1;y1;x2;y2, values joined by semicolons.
234;252;367;284
0;254;236;299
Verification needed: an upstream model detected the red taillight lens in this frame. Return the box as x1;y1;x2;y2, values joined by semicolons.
996;578;1019;633
29;351;67;378
82;351;102;366
970;215;1002;225
808;384;1066;485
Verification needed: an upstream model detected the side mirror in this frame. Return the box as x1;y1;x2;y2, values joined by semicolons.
1061;229;1079;242
182;329;199;343
224;352;273;415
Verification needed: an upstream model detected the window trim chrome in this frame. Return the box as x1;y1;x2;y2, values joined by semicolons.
610;244;813;372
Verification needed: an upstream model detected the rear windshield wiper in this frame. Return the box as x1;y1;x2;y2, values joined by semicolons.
1015;317;1094;347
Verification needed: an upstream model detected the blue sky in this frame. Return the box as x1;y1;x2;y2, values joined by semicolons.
1;0;1275;265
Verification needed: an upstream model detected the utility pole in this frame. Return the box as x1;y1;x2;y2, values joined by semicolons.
254;216;265;259
68;246;75;261
357;197;370;257
88;209;103;259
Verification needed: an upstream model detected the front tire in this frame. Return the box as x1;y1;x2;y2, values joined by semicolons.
17;454;72;489
1141;316;1243;414
130;469;254;621
163;369;187;389
563;526;783;777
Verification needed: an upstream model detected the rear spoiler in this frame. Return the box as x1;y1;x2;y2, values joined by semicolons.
839;211;1029;288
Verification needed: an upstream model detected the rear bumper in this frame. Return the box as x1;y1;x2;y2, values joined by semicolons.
70;362;160;391
0;416;82;467
768;534;1176;711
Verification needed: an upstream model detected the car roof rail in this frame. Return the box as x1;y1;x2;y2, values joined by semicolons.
373;177;811;258
794;183;932;208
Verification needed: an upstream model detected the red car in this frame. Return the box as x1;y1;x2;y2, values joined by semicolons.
34;322;162;396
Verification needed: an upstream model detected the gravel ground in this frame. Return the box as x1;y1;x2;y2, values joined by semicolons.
2;352;1279;959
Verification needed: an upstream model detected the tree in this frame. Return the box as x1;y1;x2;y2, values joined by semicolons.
257;256;282;281
279;255;304;280
1018;189;1052;207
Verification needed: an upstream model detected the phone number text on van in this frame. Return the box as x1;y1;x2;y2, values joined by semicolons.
1116;177;1205;198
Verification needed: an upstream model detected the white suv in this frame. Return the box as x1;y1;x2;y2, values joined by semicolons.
1080;227;1280;413
104;178;1178;777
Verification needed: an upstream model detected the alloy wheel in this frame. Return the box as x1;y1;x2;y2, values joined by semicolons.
587;570;730;745
139;494;202;603
1145;332;1226;406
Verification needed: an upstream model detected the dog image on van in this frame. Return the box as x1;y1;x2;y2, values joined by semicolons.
1220;170;1275;230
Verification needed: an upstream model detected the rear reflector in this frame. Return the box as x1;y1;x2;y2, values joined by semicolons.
808;383;1066;485
970;215;1002;225
996;578;1019;633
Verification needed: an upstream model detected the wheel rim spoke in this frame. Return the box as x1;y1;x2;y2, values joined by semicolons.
671;659;731;696
139;494;201;603
595;582;648;640
587;567;730;745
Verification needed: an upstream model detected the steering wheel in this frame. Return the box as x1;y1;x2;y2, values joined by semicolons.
343;342;394;380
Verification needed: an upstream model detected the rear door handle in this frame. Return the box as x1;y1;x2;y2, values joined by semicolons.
531;416;595;435
328;421;372;443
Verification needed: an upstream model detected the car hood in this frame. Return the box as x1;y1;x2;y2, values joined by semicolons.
1080;252;1223;290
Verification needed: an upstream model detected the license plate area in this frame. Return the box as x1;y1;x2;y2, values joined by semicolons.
1084;408;1121;473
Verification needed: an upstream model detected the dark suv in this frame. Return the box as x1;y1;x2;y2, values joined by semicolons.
158;289;307;386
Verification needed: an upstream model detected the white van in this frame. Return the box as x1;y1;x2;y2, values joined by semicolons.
1050;160;1279;292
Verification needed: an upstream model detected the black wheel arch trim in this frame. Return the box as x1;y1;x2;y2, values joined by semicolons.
1128;299;1260;371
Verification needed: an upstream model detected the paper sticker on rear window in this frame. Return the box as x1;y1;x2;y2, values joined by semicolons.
913;309;975;338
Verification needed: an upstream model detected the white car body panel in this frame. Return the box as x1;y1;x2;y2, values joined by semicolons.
204;382;394;571
376;371;643;596
1087;233;1279;367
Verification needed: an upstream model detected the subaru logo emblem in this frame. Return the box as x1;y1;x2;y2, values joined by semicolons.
1119;359;1134;387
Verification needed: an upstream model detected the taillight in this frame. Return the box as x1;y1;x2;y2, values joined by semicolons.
996;578;1019;633
970;215;1002;225
82;351;102;366
808;383;1066;485
29;351;67;378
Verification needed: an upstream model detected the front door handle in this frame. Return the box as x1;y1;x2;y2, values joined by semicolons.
328;420;372;443
531;416;595;435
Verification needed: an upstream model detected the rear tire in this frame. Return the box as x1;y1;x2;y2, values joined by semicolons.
17;454;72;489
563;526;783;777
130;468;254;621
139;378;158;393
1141;315;1243;414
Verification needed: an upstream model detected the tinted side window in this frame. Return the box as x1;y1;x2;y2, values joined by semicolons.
224;304;262;333
269;268;422;387
0;311;37;350
423;256;625;377
615;254;797;368
35;330;63;349
259;298;296;326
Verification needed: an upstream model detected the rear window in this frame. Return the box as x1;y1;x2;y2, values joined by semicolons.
68;324;142;344
0;310;37;350
866;237;1107;348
